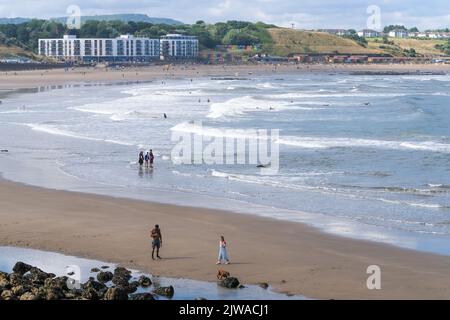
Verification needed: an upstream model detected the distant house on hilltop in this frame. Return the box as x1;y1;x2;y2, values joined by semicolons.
357;29;382;38
389;29;409;38
318;29;352;36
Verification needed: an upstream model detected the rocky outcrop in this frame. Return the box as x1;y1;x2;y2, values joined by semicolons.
0;263;178;300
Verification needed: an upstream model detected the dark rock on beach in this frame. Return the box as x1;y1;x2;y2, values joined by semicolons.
122;281;139;294
138;275;152;287
82;287;100;300
218;277;240;289
129;293;155;300
153;285;174;298
20;292;40;300
112;267;132;287
27;267;55;286
97;271;113;283
114;267;132;279
90;268;101;273
258;282;269;290
1;290;18;300
82;278;106;292
104;287;129;300
12;262;32;276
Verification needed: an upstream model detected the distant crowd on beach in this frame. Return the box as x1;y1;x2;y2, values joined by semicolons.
139;150;154;168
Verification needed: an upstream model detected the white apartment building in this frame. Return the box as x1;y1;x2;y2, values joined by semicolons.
160;34;199;60
39;34;160;61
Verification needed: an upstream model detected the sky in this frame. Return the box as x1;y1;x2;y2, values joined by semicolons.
0;0;449;30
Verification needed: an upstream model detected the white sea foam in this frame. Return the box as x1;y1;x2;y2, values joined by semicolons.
256;82;276;89
378;199;449;210
267;92;406;99
26;123;133;146
171;122;450;154
171;122;270;141
278;136;450;153
210;170;449;210
207;95;293;118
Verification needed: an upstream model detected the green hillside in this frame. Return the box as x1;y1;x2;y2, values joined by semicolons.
266;28;383;56
367;38;448;57
0;43;38;59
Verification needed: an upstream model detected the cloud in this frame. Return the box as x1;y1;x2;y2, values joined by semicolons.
0;0;448;30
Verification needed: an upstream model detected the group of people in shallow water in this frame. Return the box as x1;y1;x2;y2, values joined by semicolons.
149;224;230;264
139;150;154;168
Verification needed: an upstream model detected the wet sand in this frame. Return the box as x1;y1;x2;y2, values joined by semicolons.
1;178;450;299
0;63;448;90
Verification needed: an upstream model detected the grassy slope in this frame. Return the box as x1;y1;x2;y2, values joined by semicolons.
367;38;447;57
0;44;37;59
266;28;383;56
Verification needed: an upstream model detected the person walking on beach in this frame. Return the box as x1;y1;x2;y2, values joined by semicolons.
149;149;155;167
151;224;162;260
216;236;230;265
138;151;144;167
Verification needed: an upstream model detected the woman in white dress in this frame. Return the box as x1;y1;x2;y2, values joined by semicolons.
216;235;230;265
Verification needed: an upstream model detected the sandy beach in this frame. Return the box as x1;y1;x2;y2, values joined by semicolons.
1;63;450;300
1;178;450;299
0;63;449;90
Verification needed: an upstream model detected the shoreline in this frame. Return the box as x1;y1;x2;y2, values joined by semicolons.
0;63;449;90
2;177;450;299
2;65;450;299
0;246;303;300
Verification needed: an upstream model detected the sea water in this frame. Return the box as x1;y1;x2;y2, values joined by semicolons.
0;73;449;254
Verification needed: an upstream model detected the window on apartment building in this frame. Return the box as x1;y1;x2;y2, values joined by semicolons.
74;40;80;56
84;40;92;56
57;40;63;56
105;40;113;56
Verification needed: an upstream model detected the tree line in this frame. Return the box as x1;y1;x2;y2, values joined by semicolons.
0;19;276;53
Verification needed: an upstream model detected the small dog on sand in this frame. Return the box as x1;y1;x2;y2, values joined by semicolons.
217;269;230;280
